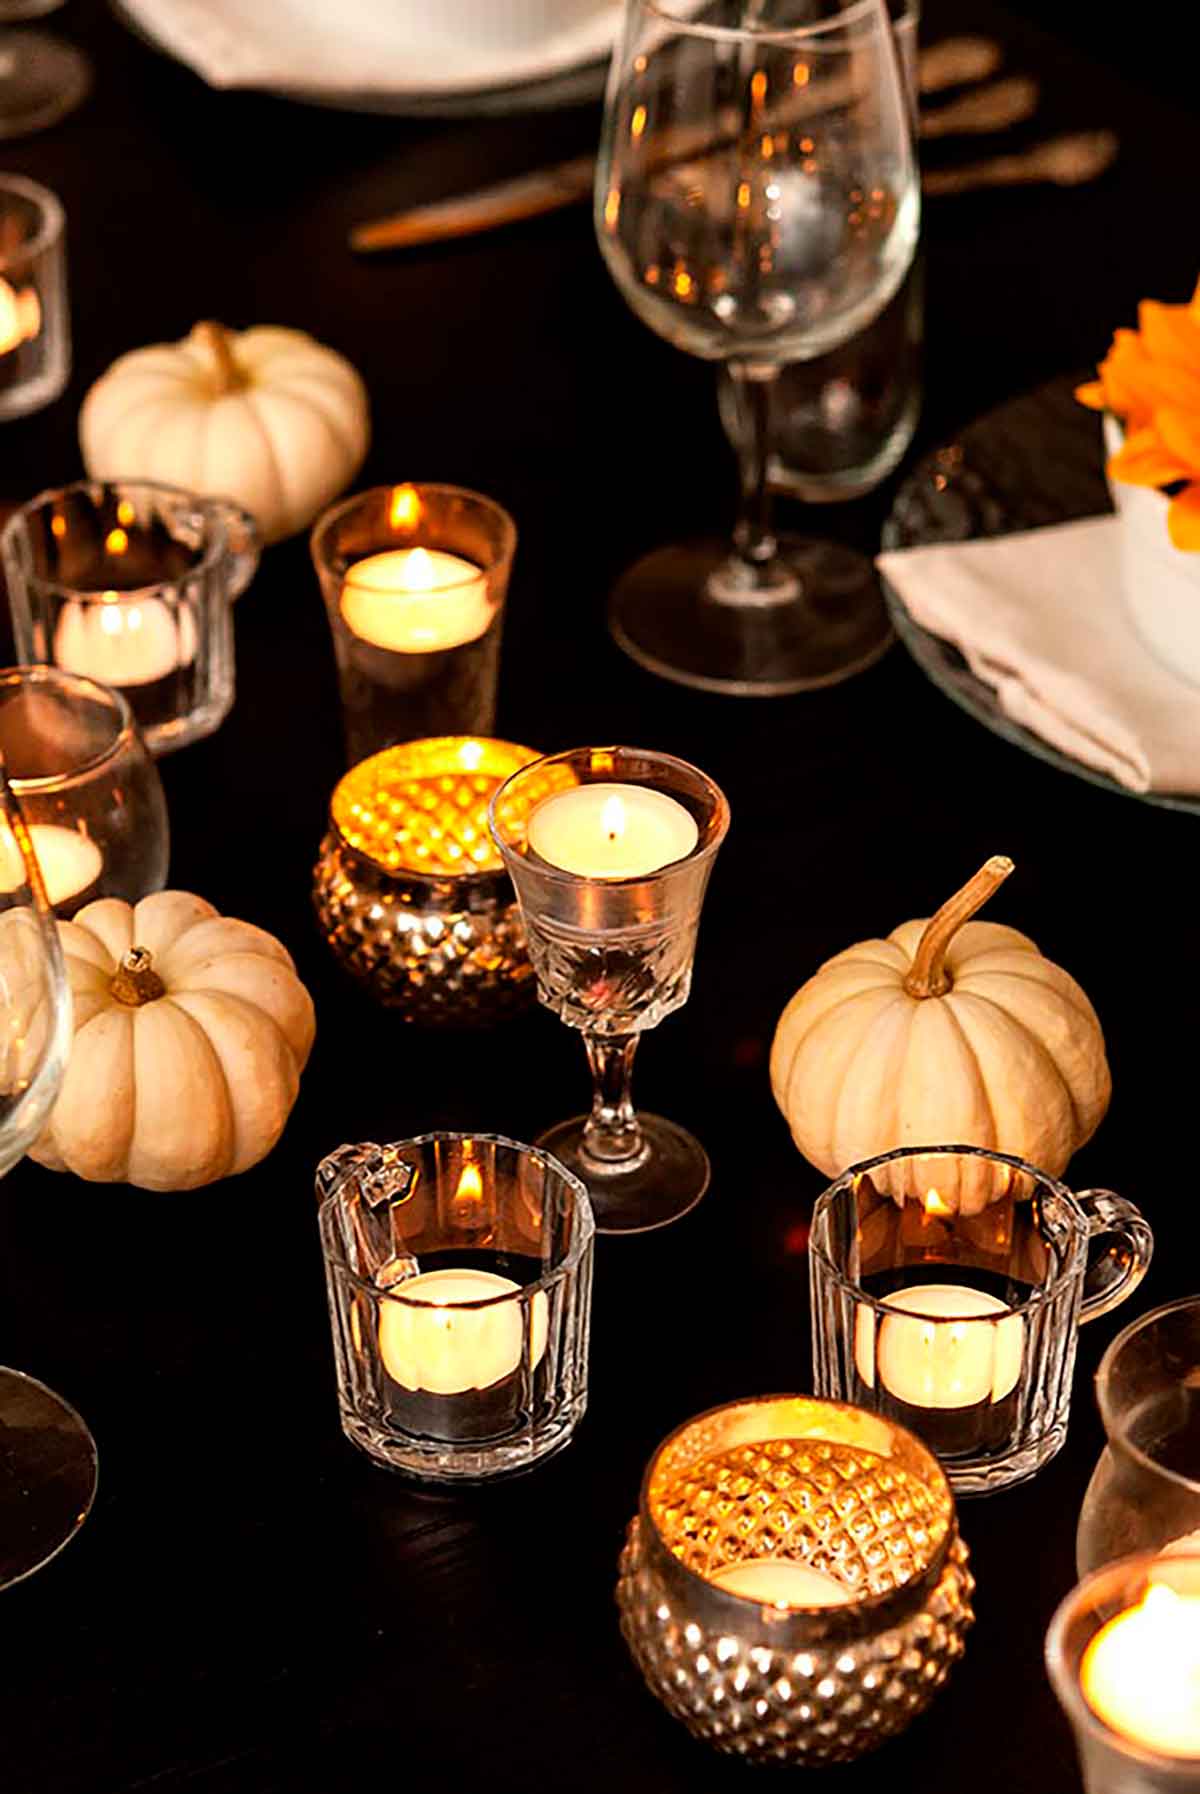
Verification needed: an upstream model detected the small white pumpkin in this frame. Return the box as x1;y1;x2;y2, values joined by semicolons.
769;857;1111;1210
79;322;370;547
31;891;316;1190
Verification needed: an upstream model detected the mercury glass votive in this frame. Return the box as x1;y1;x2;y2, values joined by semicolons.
489;745;729;1236
317;1132;594;1482
617;1395;974;1765
312;735;557;1025
311;484;516;765
0;174;69;421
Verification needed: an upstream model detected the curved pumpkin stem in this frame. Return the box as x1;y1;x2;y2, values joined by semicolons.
110;946;166;1007
194;321;244;395
903;855;1014;999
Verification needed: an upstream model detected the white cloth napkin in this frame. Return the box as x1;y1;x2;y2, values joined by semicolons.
877;516;1200;796
118;0;621;95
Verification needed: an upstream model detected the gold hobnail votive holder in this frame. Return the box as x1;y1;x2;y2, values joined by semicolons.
313;734;553;1026
616;1396;974;1766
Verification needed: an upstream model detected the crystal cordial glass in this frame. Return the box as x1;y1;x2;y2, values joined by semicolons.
810;1145;1154;1494
3;479;258;755
617;1395;974;1765
489;745;730;1234
0;666;169;914
317;1133;594;1482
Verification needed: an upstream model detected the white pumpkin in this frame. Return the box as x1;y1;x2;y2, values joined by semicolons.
79;322;370;546
31;891;316;1190
770;857;1111;1211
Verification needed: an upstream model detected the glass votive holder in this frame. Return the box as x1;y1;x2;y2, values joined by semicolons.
311;483;516;766
313;735;549;1026
2;479;258;756
617;1395;974;1766
317;1132;594;1482
809;1145;1153;1496
1047;1551;1200;1794
0;666;169;914
0;173;69;421
1077;1299;1200;1576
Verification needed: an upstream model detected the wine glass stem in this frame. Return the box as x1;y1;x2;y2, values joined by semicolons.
732;362;779;568
582;1033;644;1166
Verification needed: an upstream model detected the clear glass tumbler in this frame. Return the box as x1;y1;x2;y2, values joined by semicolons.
317;1132;594;1482
311;483;516;766
490;745;730;1234
0;666;169;913
0;173;69;419
810;1145;1154;1494
3;478;258;755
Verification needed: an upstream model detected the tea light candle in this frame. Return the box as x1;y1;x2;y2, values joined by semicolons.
341;547;493;653
54;595;194;688
855;1284;1024;1410
710;1558;854;1608
379;1268;548;1395
1081;1582;1200;1756
528;783;699;879
0;277;41;355
0;824;102;908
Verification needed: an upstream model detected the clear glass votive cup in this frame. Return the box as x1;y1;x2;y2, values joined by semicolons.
810;1145;1153;1495
317;1132;594;1482
0;666;169;913
489;745;730;1235
311;484;516;767
1047;1551;1200;1794
2;479;258;756
617;1395;974;1766
1077;1299;1200;1576
0;173;69;421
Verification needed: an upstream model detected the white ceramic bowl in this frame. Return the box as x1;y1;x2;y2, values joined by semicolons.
1104;412;1200;689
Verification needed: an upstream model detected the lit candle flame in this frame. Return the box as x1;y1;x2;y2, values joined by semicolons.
456;1161;484;1204
389;484;421;531
458;740;484;773
400;546;435;590
924;1187;952;1218
601;795;627;842
105;526;129;556
117;498;136;527
0;277;41;354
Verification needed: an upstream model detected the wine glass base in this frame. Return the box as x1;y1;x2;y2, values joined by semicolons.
609;535;893;695
0;1367;98;1589
0;32;91;140
535;1112;710;1235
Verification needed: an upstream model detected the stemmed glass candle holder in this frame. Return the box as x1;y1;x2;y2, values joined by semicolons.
317;1133;594;1482
617;1395;973;1765
1047;1551;1200;1794
3;479;258;755
313;734;545;1025
489;746;729;1234
0;667;169;914
311;484;516;766
810;1145;1153;1494
0;174;69;420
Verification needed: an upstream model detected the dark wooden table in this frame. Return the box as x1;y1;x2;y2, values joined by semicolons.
2;4;1198;1789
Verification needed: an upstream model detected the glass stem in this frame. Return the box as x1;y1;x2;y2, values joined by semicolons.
732;361;780;570
581;1033;644;1166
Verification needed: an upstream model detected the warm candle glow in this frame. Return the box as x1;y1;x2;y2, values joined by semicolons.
855;1283;1024;1410
379;1267;548;1396
527;782;699;879
0;277;41;354
1082;1583;1200;1757
105;526;129;556
389;483;421;530
331;737;540;878
54;593;192;687
710;1557;854;1609
340;547;493;653
0;824;102;907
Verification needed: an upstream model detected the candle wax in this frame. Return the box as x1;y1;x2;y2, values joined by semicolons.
54;596;194;688
0;824;102;907
527;782;699;879
341;547;492;653
379;1267;548;1396
1082;1583;1200;1757
855;1282;1024;1410
710;1557;854;1608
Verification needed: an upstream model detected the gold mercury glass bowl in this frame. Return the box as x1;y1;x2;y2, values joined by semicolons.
313;735;554;1025
617;1396;975;1766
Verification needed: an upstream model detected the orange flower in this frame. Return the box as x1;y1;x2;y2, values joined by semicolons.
1077;277;1200;550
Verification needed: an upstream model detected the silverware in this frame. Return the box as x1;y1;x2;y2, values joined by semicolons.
923;129;1119;196
919;74;1039;139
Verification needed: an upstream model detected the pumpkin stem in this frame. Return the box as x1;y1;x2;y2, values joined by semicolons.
903;855;1015;998
110;946;166;1007
194;321;244;394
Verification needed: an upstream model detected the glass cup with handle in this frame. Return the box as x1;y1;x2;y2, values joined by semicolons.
595;0;919;695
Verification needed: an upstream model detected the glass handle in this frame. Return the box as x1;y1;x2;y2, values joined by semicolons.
211;500;261;600
1075;1189;1154;1324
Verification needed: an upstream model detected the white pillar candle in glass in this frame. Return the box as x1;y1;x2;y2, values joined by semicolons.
379;1268;548;1395
340;547;493;653
528;783;699;879
1081;1582;1200;1756
0;823;102;908
855;1283;1024;1409
710;1558;854;1608
0;277;41;355
54;594;195;688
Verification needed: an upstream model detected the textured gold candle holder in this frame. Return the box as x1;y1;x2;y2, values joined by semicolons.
313;735;549;1025
617;1396;974;1766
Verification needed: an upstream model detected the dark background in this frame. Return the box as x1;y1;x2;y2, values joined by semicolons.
2;3;1198;1790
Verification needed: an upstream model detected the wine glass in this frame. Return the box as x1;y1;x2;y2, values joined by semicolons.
595;0;919;694
0;760;98;1588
